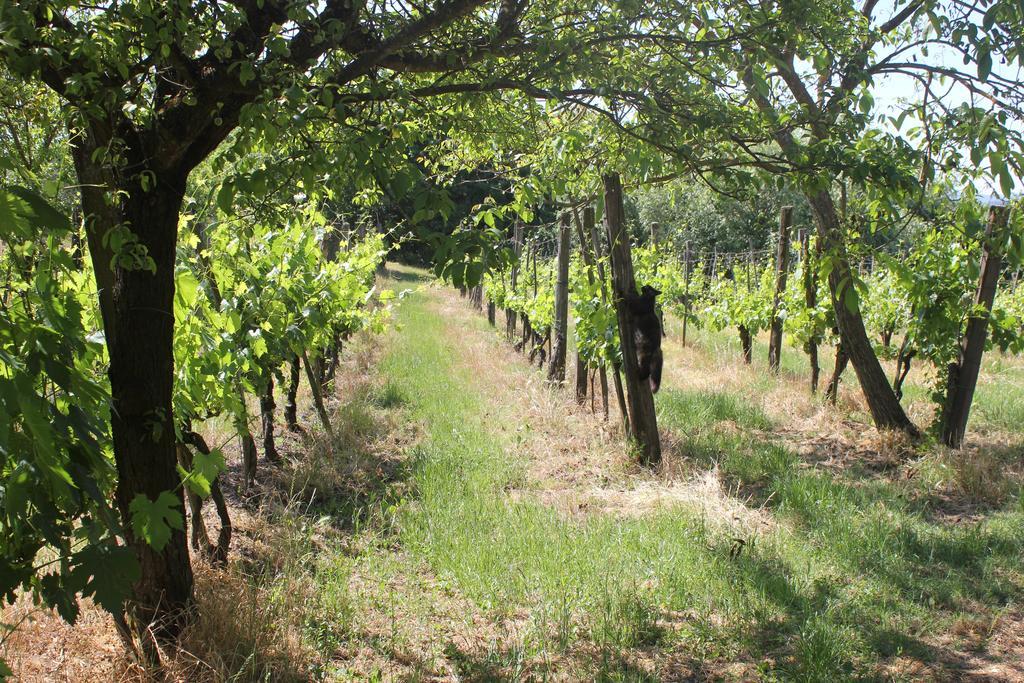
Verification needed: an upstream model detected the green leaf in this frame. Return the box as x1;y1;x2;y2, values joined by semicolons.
7;186;71;234
226;310;242;333
0;186;70;239
217;182;235;214
998;165;1014;198
73;544;140;615
181;448;226;498
129;491;184;552
175;270;200;309
978;48;993;81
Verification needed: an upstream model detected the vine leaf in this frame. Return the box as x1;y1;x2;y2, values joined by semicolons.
129;491;184;552
179;448;226;498
73;544;140;615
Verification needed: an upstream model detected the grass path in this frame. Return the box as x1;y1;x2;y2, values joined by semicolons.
339;266;1024;681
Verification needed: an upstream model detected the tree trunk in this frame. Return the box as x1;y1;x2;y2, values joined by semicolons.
893;334;914;402
323;333;341;390
682;241;692;347
506;222;524;341
881;327;894;348
825;341;848;406
744;66;917;435
805;189;918;435
181;429;230;566
575;356;589;404
302;349;336;441
768;206;793;373
604;173;661;465
940;206;1009;448
176;444;212;557
260;373;280;463
801;230;821;393
808;342;821;395
285;355;301;431
73;136;193;643
612;363;629;434
236;390;258;489
583;206;616;426
738;325;752;364
547;212;571;384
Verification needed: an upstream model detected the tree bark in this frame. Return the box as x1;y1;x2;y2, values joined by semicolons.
181;429;230;566
285;355;301;432
825;340;848;406
768;206;793;372
940;206;1009;448
583;206;615;425
237;393;258;489
801;229;821;393
260;373;280;463
575;356;589;404
302;349;336;441
176;444;212;557
506;222;523;341
743;64;917;435
893;334;914;402
73;134;193;642
682;241;692;347
547;212;571;384
604;173;661;465
739;325;753;364
599;366;610;420
805;189;918;435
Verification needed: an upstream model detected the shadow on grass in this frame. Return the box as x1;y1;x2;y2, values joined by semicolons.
441;640;674;682
658;386;1024;678
382;265;426;284
268;380;423;533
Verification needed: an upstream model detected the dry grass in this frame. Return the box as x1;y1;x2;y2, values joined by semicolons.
430;287;778;539
0;597;124;681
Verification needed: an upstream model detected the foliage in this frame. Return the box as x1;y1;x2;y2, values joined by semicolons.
0;186;134;623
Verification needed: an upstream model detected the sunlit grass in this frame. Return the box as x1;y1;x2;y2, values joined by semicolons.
371;269;1024;679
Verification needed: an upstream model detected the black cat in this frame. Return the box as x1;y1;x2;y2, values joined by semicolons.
625;284;663;393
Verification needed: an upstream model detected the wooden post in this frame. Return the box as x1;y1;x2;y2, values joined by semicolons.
589;208;626;427
801;229;821;393
302;349;335;442
506;221;523;340
768;206;794;373
573;209;593;405
235;389;258;489
682;240;692;347
603;173;661;465
548;213;571;385
518;241;534;353
940;205;1010;448
746;239;754;290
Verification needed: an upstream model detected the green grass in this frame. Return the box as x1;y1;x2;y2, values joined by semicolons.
693;322;1024;436
347;270;1024;680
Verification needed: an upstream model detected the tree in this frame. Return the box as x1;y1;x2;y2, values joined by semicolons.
0;0;546;648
